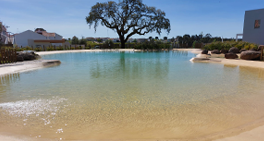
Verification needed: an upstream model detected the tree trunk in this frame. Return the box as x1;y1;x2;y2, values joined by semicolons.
121;41;125;49
119;35;126;49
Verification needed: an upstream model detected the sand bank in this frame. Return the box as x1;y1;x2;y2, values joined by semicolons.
0;60;61;76
177;48;264;69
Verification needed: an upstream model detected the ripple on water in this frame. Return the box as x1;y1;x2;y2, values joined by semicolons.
0;97;67;117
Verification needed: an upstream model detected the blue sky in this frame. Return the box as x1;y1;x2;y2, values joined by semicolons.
0;0;263;39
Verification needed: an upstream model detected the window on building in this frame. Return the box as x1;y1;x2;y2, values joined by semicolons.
254;20;260;28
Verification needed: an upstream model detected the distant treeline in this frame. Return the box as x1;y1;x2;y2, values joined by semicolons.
174;33;241;47
66;33;241;49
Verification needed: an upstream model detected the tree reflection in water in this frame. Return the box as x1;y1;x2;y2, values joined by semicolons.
0;73;20;101
89;51;171;80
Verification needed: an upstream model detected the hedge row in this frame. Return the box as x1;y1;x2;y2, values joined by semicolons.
13;46;90;52
203;41;258;51
133;41;171;50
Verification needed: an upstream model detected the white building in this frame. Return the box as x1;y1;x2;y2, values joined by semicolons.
14;28;69;48
243;8;264;45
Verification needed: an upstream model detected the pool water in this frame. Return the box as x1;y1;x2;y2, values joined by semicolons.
1;51;264;140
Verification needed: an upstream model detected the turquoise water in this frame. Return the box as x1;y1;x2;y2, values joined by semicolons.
1;51;264;140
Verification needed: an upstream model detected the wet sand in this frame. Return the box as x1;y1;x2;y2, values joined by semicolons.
1;48;264;141
176;48;264;141
214;125;264;141
0;60;61;76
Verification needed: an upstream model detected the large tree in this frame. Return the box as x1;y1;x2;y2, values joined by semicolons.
86;0;170;48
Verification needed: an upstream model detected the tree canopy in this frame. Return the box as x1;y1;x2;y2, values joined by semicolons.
71;36;79;45
86;0;170;48
79;37;87;45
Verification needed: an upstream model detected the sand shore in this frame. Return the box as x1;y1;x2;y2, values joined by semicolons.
0;59;61;76
176;48;264;69
1;48;264;141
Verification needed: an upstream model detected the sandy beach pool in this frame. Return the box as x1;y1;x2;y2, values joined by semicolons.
1;50;264;141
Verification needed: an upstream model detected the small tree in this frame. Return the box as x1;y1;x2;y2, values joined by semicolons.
104;39;114;48
97;38;102;43
192;41;197;48
176;36;182;43
163;36;167;40
199;32;203;39
155;36;159;40
171;37;175;42
149;36;153;41
202;33;212;43
72;36;79;45
183;34;191;46
79;37;87;46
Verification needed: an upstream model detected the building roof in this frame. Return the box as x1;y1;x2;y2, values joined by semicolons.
245;8;264;12
34;28;63;38
41;31;55;37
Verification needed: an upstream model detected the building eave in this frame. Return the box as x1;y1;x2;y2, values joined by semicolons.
34;39;65;43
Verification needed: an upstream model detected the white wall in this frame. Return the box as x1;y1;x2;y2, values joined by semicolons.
51;43;63;46
14;30;46;47
243;9;264;45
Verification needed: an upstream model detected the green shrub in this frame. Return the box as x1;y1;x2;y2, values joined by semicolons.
47;46;54;51
234;41;245;50
34;47;43;52
64;46;70;50
56;46;64;50
203;41;259;51
203;41;223;50
249;43;258;50
133;40;171;50
103;40;114;48
15;47;23;51
86;41;99;48
192;41;196;48
24;46;33;50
